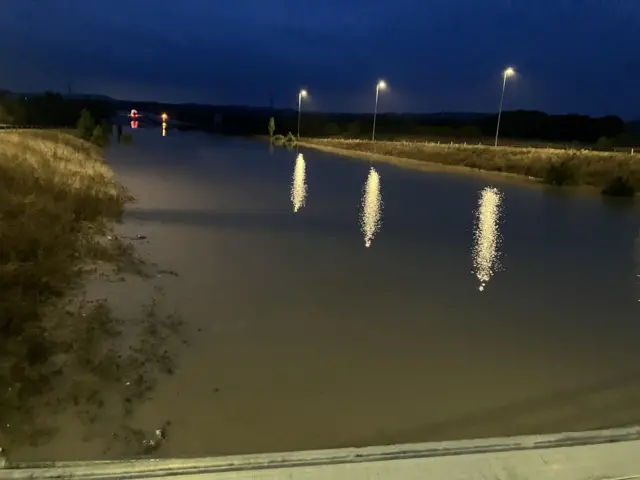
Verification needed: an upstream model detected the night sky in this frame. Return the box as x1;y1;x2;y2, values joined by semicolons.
1;0;638;117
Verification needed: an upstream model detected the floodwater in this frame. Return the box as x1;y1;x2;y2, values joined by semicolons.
14;128;640;461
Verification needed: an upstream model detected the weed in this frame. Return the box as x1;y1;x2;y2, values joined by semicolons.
544;159;579;186
284;132;297;145
602;175;635;197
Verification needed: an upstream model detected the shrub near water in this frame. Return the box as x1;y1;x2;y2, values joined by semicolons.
284;131;297;145
544;158;579;186
0;130;129;444
271;134;285;145
602;176;635;197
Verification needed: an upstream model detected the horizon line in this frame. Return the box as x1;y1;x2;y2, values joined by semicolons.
8;90;634;121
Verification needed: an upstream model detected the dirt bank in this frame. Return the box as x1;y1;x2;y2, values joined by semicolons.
299;138;639;194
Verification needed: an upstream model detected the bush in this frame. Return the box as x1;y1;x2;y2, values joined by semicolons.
594;136;614;152
324;123;341;136
268;117;275;137
347;121;361;138
544;160;579;186
284;132;297;144
602;176;635;197
0;104;13;124
90;125;107;147
76;109;96;141
272;134;285;145
458;126;483;138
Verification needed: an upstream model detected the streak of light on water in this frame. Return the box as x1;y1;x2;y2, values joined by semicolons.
360;167;383;248
472;186;503;291
291;153;307;212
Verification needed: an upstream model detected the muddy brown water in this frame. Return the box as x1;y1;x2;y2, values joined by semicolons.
9;128;640;462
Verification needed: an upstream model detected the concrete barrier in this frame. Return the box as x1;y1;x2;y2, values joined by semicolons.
3;426;640;479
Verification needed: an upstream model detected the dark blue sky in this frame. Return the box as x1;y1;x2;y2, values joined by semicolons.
1;0;638;117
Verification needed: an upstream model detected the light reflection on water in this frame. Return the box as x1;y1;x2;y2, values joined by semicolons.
472;186;503;291
291;153;307;213
360;167;383;248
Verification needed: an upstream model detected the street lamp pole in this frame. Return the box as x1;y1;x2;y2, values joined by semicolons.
372;80;386;142
494;67;515;147
297;89;307;139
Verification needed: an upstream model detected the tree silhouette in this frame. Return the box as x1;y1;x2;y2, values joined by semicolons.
76;109;96;141
268;117;275;137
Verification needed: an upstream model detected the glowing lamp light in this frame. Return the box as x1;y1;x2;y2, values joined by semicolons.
161;113;168;122
372;79;388;141
495;67;517;147
297;89;308;139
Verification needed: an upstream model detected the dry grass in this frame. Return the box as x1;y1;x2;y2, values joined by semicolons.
303;138;640;191
0;130;129;323
0;130;185;460
0;130;131;450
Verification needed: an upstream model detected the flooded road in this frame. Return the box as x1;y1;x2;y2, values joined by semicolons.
15;128;640;461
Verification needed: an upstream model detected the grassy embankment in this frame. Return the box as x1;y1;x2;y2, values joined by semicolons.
0;130;182;457
0;130;127;445
0;129;130;326
300;138;639;196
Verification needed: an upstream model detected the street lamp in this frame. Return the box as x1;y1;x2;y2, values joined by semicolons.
297;89;307;139
494;67;515;147
372;80;387;142
161;112;168;122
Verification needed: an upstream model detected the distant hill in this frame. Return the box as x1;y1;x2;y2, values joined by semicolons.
64;94;116;101
6;90;636;123
421;112;493;121
13;92;116;102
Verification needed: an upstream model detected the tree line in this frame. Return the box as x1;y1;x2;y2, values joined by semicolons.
0;90;114;127
0;90;117;147
1;89;636;147
213;110;630;145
